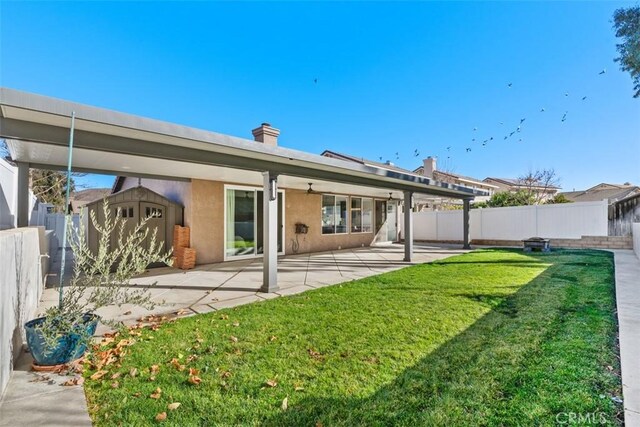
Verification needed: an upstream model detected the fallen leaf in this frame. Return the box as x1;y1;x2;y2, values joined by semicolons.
220;314;229;320
150;387;162;399
186;354;198;363
123;310;132;315
111;381;119;389
269;335;277;342
90;370;108;381
189;367;200;376
195;338;204;344
155;412;167;421
129;368;138;377
265;378;278;388
61;377;84;386
111;372;121;380
188;375;202;385
149;376;156;381
294;385;304;392
150;365;160;374
220;370;232;379
133;392;142;397
229;336;238;343
281;396;288;411
167;402;181;411
232;322;240;327
170;358;186;371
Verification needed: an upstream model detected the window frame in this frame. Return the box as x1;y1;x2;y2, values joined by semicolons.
350;196;373;234
321;194;349;235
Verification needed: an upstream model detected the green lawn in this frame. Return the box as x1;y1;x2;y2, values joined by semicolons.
84;249;622;426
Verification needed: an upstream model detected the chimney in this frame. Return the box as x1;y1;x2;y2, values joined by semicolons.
423;156;436;178
252;122;280;146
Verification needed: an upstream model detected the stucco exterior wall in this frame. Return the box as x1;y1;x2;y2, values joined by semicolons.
189;180;224;264
284;189;376;254
132;179;390;265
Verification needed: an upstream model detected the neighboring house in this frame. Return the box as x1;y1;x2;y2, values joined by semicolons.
483;177;560;202
70;188;111;213
413;157;497;210
559;183;639;204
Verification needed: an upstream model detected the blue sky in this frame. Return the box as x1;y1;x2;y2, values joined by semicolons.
2;1;639;191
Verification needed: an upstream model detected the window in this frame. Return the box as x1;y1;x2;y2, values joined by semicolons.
225;187;284;259
351;197;373;233
322;195;348;234
145;207;163;218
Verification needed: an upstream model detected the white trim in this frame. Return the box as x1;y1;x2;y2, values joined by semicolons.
223;184;285;261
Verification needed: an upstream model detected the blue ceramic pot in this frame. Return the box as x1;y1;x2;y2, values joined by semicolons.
25;313;99;366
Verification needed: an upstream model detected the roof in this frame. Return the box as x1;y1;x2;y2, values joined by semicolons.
0;87;488;199
321;150;417;175
413;166;497;188
70;188;112;213
484;177;561;190
559;183;639;203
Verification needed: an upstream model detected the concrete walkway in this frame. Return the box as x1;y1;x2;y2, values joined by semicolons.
0;243;467;427
613;249;640;427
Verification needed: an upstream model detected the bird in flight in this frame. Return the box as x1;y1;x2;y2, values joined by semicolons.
565;92;569;97
504;136;508;140
446;146;451;151
518;138;523;143
582;96;588;101
466;148;472;152
520;118;526;124
516;126;521;133
489;137;494;141
414;149;420;157
507;83;513;88
599;69;606;75
561;111;568;122
395;152;399;160
540;108;545;112
499;121;504;125
314;78;318;84
509;131;516;137
473;127;478;131
379;156;383;161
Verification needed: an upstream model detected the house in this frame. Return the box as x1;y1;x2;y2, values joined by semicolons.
559;183;639;204
70;188;111;213
413;157;497;210
1;87;487;291
483;177;560;202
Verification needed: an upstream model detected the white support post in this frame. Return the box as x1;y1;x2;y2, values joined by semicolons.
16;162;30;228
261;171;279;293
463;198;471;249
404;191;413;262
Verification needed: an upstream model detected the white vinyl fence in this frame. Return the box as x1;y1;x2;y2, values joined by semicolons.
44;213;80;248
411;200;608;241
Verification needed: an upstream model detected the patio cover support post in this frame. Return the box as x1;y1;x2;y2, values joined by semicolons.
16;161;30;227
463;198;471;249
261;171;279;293
403;191;413;262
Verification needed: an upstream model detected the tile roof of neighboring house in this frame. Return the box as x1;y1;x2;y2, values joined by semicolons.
484;177;561;190
320;150;418;176
70;188;111;212
413;166;496;188
559;183;639;203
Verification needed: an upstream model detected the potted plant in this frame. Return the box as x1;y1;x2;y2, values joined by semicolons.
25;200;172;367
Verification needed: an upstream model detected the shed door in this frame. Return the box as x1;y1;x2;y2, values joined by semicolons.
141;202;166;252
110;202;138;250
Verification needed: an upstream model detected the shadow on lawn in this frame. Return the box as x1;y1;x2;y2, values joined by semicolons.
264;250;619;426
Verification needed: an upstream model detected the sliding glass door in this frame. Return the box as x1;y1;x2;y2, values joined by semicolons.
225;186;284;259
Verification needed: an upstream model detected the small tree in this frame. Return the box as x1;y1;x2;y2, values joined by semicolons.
487;190;535;207
545;194;573;204
36;200;173;352
613;6;640;98
517;168;561;204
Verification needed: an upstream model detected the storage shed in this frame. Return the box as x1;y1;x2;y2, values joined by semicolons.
84;186;184;256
